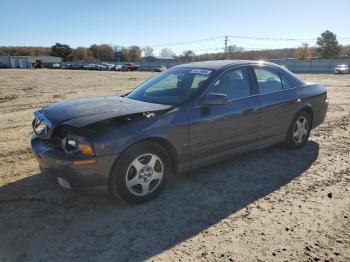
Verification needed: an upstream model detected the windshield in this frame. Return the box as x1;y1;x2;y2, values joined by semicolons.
127;68;213;105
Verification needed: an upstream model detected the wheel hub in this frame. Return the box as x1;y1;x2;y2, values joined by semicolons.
297;126;306;136
139;166;153;182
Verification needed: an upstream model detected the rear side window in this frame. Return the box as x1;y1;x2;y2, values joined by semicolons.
254;68;283;94
280;74;294;89
207;67;251;100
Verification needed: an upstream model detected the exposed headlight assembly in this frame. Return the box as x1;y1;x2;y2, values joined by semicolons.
61;136;95;157
32;111;52;137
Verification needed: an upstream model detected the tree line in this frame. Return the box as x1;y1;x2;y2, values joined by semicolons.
0;30;348;62
50;44;143;62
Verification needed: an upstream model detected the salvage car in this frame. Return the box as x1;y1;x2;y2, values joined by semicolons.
83;63;97;70
31;60;328;204
52;63;60;69
121;63;140;71
112;64;122;71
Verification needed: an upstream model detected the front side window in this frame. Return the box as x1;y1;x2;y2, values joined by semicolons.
127;68;213;105
254;68;283;94
206;67;251;100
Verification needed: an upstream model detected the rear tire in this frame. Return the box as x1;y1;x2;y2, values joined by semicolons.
285;111;311;149
109;142;170;204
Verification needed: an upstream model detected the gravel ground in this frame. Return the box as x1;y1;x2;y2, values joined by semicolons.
0;69;349;262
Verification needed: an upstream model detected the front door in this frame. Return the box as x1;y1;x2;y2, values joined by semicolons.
187;66;259;166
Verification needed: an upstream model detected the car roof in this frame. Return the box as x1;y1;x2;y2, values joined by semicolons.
172;60;278;70
173;59;306;86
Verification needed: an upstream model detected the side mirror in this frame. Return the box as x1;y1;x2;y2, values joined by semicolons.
200;93;229;106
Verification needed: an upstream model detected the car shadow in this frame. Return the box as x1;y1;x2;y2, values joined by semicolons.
0;141;319;261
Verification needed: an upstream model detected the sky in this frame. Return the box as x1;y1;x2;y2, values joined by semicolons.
1;0;349;55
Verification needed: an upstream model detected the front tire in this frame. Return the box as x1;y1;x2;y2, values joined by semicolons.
285;111;311;149
109;142;170;204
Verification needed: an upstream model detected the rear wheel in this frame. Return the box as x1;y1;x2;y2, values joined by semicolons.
285;111;311;149
109;142;170;204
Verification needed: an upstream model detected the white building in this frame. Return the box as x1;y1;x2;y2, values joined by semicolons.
0;55;62;68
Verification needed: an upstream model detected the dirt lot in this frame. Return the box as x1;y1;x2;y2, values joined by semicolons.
0;69;349;262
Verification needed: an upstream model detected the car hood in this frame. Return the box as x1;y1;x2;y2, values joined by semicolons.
38;96;172;128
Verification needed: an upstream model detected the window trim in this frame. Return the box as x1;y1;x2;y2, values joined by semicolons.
251;65;297;95
280;73;295;90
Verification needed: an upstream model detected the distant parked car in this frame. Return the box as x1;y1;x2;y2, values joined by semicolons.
33;60;44;69
333;64;348;74
72;64;84;70
84;64;97;70
52;63;60;69
96;64;107;70
154;66;167;72
122;63;140;71
61;64;72;70
112;65;122;71
102;63;115;70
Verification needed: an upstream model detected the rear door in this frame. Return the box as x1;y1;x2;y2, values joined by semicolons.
252;66;304;145
187;66;259;165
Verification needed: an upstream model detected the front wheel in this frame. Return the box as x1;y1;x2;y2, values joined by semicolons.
285;111;311;149
109;142;170;204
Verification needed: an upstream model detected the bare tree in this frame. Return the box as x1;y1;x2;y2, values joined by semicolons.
160;48;175;57
142;46;154;57
128;46;142;62
227;45;244;54
71;47;93;61
294;43;313;60
89;44;114;61
182;50;195;61
340;45;350;57
120;48;129;61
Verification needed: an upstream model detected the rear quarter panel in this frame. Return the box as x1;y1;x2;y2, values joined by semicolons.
300;83;328;128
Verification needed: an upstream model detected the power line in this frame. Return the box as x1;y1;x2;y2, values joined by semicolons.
227;35;314;41
190;47;224;53
150;36;224;47
148;34;350;55
147;34;350;48
228;34;350;41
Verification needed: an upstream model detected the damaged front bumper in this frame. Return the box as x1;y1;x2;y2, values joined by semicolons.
31;134;116;189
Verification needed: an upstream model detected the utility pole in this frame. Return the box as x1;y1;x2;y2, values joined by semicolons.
224;36;228;59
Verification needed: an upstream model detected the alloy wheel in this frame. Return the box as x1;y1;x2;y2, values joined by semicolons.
125;153;164;196
293;116;309;144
